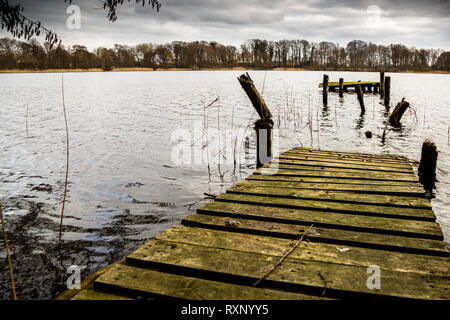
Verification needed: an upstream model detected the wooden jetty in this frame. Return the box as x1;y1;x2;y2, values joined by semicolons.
319;81;380;93
59;147;450;300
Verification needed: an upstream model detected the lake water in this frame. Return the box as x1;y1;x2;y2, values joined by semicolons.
0;70;449;299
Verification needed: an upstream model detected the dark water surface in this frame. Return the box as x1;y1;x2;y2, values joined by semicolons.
0;70;449;299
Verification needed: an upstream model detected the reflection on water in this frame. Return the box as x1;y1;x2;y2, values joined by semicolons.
0;70;449;299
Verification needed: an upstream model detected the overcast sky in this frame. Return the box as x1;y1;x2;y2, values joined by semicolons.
2;0;449;50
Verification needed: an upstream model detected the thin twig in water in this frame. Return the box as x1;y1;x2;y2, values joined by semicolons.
253;224;314;287
0;201;16;300
25;104;29;136
58;74;70;245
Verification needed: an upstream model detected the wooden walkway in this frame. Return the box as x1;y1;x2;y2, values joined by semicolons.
59;147;450;300
319;81;380;93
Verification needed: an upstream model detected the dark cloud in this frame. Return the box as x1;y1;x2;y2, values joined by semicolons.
1;0;449;49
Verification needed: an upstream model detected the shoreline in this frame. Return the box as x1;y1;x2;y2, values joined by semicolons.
0;67;448;75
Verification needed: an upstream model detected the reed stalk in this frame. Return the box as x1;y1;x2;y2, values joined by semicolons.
58;74;70;245
0;201;16;300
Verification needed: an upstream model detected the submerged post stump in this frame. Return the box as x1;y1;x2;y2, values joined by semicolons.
418;140;438;190
388;98;410;126
323;74;329;106
355;84;365;114
237;73;273;168
254;119;273;169
384;76;391;107
380;72;385;98
339;78;344;98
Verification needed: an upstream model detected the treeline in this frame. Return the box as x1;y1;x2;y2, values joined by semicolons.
0;37;449;72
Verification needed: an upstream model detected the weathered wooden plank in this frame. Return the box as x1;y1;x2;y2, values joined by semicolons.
287;147;408;160
127;240;450;300
94;263;320;300
199;198;442;238
243;177;425;196
279;152;412;168
246;174;423;187
319;81;380;89
260;164;417;181
216;193;435;221
71;288;132;300
158;226;450;275
227;184;430;209
222;187;433;220
256;168;419;183
183;214;447;256
273;158;413;173
288;148;408;162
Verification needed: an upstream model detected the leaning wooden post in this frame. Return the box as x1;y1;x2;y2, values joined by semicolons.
323;74;328;106
418;140;438;190
388;98;409;126
380;71;385;98
237;73;273;169
355;84;365;114
339;78;344;98
384;76;391;107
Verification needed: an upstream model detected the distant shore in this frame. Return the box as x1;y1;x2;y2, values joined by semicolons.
0;67;448;74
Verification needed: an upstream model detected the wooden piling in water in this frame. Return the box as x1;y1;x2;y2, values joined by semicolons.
237;73;273;168
323;74;328;106
380;72;385;98
355;84;365;114
384;76;391;107
388;98;409;126
418;140;438;190
254;119;273;169
339;78;344;98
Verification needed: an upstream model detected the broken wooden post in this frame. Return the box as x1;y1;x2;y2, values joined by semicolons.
388;98;410;125
237;73;273;169
323;74;328;106
418;140;438;190
384;76;391;107
380;72;385;98
339;78;344;98
355;84;365;114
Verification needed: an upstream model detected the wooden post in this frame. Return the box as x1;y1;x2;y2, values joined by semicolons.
339;78;344;98
388;98;409;125
254;119;273;169
367;85;372;93
237;73;273;168
384;76;391;107
380;72;385;98
323;74;328;106
355;84;365;114
418;140;438;190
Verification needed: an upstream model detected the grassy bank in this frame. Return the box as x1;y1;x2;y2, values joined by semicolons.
0;67;448;74
0;67;248;74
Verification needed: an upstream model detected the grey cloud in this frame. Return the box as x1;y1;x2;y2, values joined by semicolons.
1;0;448;50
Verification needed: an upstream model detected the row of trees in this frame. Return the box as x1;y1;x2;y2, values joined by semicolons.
0;37;449;72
